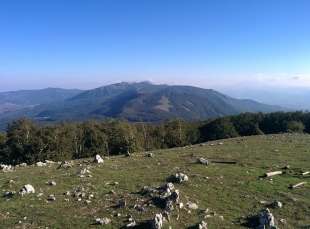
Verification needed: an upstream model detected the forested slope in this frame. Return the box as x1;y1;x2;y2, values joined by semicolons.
0;111;309;165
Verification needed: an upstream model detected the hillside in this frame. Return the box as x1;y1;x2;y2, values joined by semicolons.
0;82;289;129
1;134;310;228
0;88;84;113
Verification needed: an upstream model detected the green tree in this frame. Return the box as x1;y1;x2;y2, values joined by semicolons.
5;117;45;165
286;121;305;133
202;117;238;141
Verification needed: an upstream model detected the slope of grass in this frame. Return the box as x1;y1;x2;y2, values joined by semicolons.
1;134;310;228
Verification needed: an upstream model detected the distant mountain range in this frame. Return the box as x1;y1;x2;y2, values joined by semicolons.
214;83;310;111
0;81;290;131
0;88;84;113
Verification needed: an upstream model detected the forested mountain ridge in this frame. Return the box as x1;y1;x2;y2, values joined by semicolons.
0;82;290;130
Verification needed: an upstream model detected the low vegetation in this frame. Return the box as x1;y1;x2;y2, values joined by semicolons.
1;134;310;228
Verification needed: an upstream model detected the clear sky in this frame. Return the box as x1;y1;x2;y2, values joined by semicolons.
0;0;309;92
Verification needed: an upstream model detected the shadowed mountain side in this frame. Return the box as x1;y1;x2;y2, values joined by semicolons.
89;86;290;122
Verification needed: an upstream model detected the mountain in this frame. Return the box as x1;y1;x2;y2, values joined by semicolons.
0;88;84;113
0;82;290;130
213;83;310;111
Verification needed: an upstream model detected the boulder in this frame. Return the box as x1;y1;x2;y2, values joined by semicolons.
19;184;35;196
166;189;179;203
94;154;103;163
151;214;163;229
259;208;275;227
0;164;13;172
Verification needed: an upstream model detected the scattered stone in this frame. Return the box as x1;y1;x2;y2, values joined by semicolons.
74;187;85;198
88;194;94;199
114;182;119;185
188;203;198;210
119;200;126;207
109;190;116;194
19;184;35;196
49;180;56;186
126;221;137;228
172;173;189;183
45;160;55;164
178;203;184;209
79;168;90;175
36;161;47;166
96;217;111;225
94;154;103;163
279;218;286;224
64;199;70;202
147;153;154;158
125;151;131;157
272;201;283;208
126;214;133;221
5;191;16;196
197;158;208;165
196;220;207;229
47;194;56;201
59;161;72;168
151;213;163;229
63;191;70;196
18;163;27;167
162;211;170;222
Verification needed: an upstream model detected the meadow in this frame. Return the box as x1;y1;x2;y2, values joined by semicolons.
1;133;310;228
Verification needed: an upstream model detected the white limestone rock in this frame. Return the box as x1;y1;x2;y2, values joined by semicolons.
94;154;103;163
151;214;163;229
19;184;35;196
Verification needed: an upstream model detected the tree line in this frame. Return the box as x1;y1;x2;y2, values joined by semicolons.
0;111;309;165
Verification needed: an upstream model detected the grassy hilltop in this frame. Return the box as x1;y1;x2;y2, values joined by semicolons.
1;134;310;228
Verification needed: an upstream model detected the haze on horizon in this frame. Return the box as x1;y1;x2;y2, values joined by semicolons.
0;0;309;92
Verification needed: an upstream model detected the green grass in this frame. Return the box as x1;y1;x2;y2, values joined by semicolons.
1;134;310;228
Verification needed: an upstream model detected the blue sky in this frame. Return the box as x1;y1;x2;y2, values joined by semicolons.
0;0;309;92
